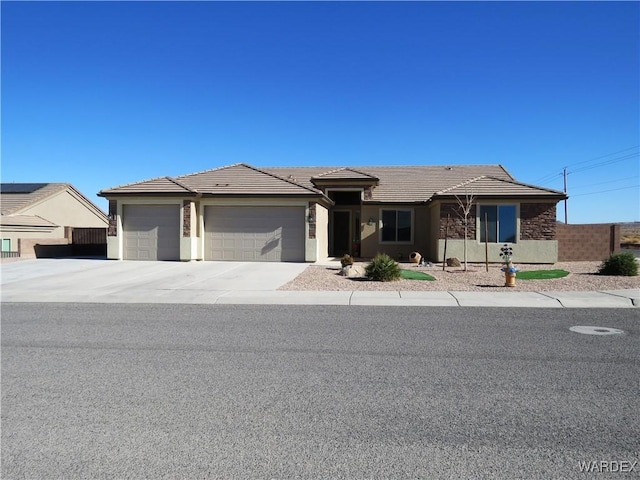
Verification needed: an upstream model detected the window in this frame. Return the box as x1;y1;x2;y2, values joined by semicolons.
1;239;11;252
479;205;517;243
381;209;412;243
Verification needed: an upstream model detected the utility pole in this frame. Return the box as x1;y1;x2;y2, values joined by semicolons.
563;167;568;224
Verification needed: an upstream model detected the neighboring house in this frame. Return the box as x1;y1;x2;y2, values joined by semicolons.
99;163;566;263
0;183;108;258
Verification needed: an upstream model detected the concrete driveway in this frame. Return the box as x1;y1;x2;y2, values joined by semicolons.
0;258;309;304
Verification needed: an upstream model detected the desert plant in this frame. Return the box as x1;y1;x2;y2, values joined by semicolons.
365;253;402;282
597;252;638;276
340;253;354;268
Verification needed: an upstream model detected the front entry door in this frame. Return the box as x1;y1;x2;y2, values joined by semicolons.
332;211;351;257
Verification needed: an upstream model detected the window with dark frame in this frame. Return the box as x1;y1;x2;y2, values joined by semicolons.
381;209;412;242
479;205;517;243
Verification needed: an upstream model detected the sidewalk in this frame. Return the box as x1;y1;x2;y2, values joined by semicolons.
213;289;638;308
1;287;637;307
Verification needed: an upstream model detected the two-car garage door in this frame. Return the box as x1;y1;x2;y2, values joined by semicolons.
121;204;305;261
204;206;305;262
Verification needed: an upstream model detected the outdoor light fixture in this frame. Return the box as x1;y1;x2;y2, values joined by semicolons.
307;213;315;223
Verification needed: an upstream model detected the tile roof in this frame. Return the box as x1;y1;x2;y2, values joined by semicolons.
311;167;379;181
177;164;324;195
266;165;518;202
102;164;325;196
434;176;566;198
0;214;58;227
100;163;565;202
99;176;197;195
0;183;69;215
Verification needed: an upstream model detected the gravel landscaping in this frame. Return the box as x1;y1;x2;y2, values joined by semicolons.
278;261;640;292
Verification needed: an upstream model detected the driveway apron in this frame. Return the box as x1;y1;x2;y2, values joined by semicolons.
0;259;309;303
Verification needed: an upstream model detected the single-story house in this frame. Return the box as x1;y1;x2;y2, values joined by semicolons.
98;163;567;263
0;183;108;258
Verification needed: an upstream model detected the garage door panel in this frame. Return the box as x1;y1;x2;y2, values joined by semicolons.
205;206;304;262
123;205;180;261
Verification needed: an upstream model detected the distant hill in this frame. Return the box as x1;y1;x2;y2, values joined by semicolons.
620;222;640;246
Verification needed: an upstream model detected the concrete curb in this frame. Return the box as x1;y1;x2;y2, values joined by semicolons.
2;289;638;308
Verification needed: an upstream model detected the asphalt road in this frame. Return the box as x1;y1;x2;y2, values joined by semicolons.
2;304;639;479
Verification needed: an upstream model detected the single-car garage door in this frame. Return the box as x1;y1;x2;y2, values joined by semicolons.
205;206;305;261
123;204;180;260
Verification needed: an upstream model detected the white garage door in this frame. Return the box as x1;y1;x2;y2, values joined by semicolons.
123;205;180;260
205;206;305;262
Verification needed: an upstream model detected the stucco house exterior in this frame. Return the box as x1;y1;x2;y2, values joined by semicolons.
99;163;566;263
0;183;108;258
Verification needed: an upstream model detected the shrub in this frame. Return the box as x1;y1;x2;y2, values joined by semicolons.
340;254;354;268
597;252;638;276
365;253;402;282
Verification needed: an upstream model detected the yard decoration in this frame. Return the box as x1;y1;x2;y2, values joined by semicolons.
409;252;422;264
446;257;461;267
340;254;354;268
499;244;518;287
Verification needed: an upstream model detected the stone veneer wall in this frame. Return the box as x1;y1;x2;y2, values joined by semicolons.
183;200;191;237
439;203;477;239
557;223;620;261
308;202;316;239
108;200;118;237
520;203;556;240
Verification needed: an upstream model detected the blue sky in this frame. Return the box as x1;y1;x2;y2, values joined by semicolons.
2;1;638;223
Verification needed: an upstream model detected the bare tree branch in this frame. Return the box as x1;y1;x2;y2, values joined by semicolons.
453;191;476;271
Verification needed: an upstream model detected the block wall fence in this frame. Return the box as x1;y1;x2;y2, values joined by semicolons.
557;223;620;261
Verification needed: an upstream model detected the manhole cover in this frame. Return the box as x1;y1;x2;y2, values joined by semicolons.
569;326;625;336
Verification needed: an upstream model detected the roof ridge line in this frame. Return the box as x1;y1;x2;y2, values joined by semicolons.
312;166;379;179
484;176;566;195
239;163;325;195
175;163;242;179
313;167;347;178
166;176;199;193
344;167;378;178
435;176;486;195
99;175;170;193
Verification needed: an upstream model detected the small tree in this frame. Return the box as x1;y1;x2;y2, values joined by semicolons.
454;191;476;271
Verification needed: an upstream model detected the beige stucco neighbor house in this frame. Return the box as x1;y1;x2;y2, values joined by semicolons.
99;163;567;263
0;183;108;258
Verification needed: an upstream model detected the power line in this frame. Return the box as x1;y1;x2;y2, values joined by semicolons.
535;173;563;187
532;145;639;184
570;177;636;190
564;145;639;169
570;185;639;197
569;152;639;175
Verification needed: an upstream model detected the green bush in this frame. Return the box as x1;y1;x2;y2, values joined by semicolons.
365;253;402;282
597;252;638;276
340;254;354;268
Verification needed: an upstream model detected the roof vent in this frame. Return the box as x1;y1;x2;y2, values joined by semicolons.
445;167;453;171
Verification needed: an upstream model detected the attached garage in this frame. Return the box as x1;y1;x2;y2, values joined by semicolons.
204;206;305;261
123;204;180;260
